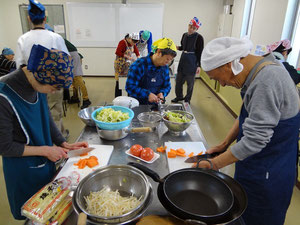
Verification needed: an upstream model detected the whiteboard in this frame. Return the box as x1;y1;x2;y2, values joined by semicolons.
67;3;118;47
66;2;164;47
119;4;164;42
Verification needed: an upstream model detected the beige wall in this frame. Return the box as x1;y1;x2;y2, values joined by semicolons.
0;0;223;76
250;0;288;49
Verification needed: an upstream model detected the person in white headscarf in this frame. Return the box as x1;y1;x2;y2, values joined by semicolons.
197;37;300;225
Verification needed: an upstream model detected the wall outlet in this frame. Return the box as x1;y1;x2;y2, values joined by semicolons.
85;65;88;70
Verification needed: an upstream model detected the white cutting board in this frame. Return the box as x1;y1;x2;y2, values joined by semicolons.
56;144;113;182
165;142;206;173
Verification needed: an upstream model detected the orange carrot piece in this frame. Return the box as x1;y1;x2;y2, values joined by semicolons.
188;152;194;157
89;156;98;160
176;148;186;154
170;149;177;153
176;153;187;157
167;151;176;158
156;146;166;153
87;159;99;168
80;153;88;157
197;152;203;156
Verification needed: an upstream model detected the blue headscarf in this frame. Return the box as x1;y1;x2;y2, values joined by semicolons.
27;45;74;88
28;0;45;22
2;48;14;55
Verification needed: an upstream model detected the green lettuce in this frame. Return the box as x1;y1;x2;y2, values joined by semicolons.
96;108;129;123
164;111;191;123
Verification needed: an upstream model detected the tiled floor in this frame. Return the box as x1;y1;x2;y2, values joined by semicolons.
0;77;299;224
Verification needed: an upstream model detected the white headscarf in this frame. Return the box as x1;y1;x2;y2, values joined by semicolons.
201;37;253;75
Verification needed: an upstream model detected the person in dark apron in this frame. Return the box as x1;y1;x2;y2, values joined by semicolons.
172;17;204;104
196;37;300;225
0;45;88;220
125;38;177;105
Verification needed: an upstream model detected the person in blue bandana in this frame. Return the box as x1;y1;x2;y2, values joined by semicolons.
125;38;176;104
16;0;70;140
0;48;16;76
0;44;88;220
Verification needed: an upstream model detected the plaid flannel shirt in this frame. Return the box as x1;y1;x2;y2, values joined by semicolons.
125;54;171;100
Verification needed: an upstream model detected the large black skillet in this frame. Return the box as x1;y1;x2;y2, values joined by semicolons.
128;162;234;224
157;168;248;225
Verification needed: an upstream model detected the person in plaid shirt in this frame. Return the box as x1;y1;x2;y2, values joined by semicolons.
125;38;177;105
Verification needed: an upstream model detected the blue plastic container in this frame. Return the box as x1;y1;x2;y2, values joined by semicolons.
91;106;134;130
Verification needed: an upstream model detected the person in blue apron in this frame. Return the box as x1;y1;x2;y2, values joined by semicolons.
196;37;300;225
0;44;88;220
125;38;177;105
171;17;204;104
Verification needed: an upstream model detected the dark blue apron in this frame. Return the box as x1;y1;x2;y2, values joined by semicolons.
234;64;300;224
135;57;165;105
0;82;55;220
178;33;198;75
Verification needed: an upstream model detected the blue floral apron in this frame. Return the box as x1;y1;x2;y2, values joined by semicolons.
136;59;164;105
0;82;55;220
234;62;300;225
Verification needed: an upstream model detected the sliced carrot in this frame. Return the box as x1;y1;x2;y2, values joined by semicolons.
74;156;99;169
167;151;176;158
156;146;166;153
170;149;177;153
80;153;88;157
89;156;98;160
87;159;99;168
176;153;187;157
197;152;203;156
176;148;186;154
188;152;194;157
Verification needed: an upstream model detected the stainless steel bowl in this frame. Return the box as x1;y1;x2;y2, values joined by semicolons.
78;106;101;126
75;164;151;223
96;125;129;141
72;184;153;225
162;110;194;134
137;112;162;128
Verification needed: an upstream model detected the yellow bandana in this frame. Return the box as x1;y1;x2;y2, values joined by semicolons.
151;38;177;53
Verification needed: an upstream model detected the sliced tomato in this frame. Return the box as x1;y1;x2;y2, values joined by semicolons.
130;144;143;157
140;147;154;161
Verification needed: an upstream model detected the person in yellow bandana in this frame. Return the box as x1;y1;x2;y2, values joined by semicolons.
125;38;177;104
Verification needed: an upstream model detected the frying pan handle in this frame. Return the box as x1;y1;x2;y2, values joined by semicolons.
77;212;87;225
196;158;213;170
185;219;207;225
128;162;163;183
130;127;153;133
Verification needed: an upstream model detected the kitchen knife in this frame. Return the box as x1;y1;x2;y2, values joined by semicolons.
67;147;95;158
184;152;221;163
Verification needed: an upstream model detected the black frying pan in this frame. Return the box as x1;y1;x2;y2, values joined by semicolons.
157;168;248;225
128;162;234;224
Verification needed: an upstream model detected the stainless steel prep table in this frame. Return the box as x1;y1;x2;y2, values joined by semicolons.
63;104;245;225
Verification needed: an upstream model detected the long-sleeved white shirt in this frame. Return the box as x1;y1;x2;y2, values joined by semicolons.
16;29;69;68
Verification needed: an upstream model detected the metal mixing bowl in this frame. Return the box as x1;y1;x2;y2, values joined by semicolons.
72;185;153;225
78;106;101;126
137;112;162;128
75;164;151;223
162;110;194;133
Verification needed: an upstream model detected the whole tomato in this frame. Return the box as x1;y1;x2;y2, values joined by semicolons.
130;144;143;157
140;147;154;161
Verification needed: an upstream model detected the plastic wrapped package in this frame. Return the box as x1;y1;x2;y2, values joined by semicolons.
47;195;73;225
21;177;71;224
